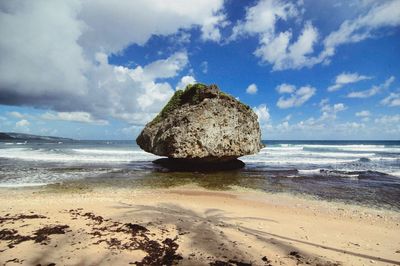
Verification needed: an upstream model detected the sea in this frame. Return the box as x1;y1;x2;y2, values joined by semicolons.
0;140;399;210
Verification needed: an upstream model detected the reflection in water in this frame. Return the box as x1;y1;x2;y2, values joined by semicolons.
59;163;400;211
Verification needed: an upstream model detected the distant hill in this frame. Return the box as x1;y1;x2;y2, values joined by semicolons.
0;132;73;142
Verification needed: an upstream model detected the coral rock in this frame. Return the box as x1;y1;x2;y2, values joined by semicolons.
136;84;262;165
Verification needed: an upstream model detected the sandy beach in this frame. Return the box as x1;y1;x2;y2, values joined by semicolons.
0;185;399;266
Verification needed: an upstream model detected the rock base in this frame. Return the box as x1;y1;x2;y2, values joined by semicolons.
153;158;245;172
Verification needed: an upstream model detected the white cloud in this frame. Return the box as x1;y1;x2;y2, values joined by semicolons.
276;84;316;109
176;75;196;91
84;51;186;124
232;0;322;70
79;0;227;54
200;12;228;42
283;114;292;121
264;118;368;139
355;110;371;117
231;0;298;38
261;98;397;139
254;22;319;70
276;83;295;94
257;96;399;139
41;112;109;125
0;1;88;105
253;104;270;125
246;83;258;95
200;61;208;74
355;110;371;122
319;98;329;107
375;114;400;124
7;111;25;119
15;119;30;128
347;86;380;98
0;0;226;126
121;125;142;136
335;122;366;131
381;92;400;107
132;52;189;82
347;76;394;98
321;1;400;64
232;0;400;71
320;102;347;120
327;72;372;92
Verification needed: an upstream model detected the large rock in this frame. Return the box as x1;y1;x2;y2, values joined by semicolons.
136;84;262;168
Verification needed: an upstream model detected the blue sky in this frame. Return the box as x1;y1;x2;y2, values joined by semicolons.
0;0;399;140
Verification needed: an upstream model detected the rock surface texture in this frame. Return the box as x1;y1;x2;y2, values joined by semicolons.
136;84;262;167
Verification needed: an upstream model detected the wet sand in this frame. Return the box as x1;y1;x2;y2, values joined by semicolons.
0;185;399;265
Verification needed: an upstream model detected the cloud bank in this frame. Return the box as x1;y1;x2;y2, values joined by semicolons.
0;0;226;125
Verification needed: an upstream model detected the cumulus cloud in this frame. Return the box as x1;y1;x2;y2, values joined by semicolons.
41;111;109;125
347;87;379;98
231;0;400;71
262;100;359;138
355;110;371;122
276;83;295;94
200;12;228;42
200;61;208;74
321;0;400;64
15;119;30;128
276;84;316;109
347;76;394;98
375;114;400;124
327;72;372;92
0;1;88;107
355;110;371;117
137;52;189;81
0;0;226;126
320;102;347;120
78;0;227;54
265;118;368;139
231;0;298;38
231;0;322;70
246;83;258;95
255;22;319;71
381;92;400;107
253;104;270;125
176;75;196;90
80;51;186;125
7;111;25;119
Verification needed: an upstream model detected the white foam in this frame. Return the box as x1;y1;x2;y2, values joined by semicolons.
243;143;400;176
0;183;47;188
242;153;364;165
298;169;322;175
390;171;400;178
0;143;399;178
71;148;140;155
0;147;160;163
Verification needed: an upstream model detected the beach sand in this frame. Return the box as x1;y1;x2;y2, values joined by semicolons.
0;185;399;265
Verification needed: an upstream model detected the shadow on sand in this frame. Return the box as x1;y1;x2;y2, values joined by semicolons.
113;202;400;265
6;202;399;265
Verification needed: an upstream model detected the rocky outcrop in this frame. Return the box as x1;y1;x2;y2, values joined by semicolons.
136;84;262;170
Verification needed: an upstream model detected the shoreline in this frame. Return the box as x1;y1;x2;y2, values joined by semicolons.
1;184;399;265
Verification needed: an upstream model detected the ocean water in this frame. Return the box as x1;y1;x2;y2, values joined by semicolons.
0;140;399;210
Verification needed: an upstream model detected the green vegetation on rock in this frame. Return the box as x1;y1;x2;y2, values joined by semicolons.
149;83;249;125
150;83;207;125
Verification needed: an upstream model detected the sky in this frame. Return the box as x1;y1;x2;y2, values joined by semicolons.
0;0;399;140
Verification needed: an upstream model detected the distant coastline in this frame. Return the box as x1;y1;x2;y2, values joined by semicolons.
0;132;72;142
